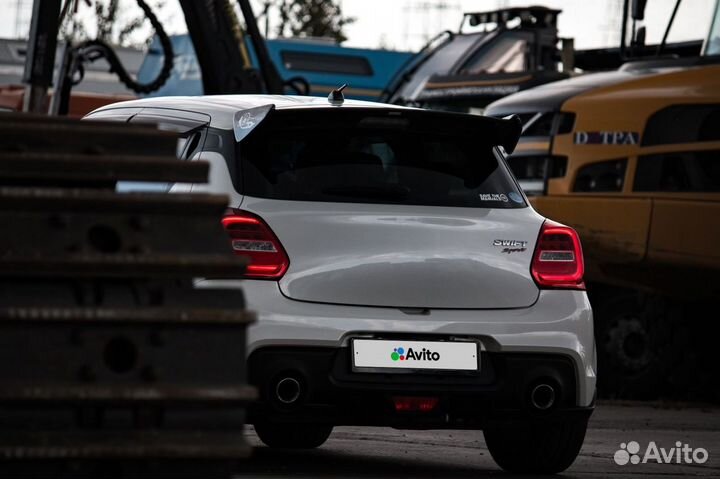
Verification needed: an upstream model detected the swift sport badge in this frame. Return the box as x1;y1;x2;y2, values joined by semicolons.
493;239;528;254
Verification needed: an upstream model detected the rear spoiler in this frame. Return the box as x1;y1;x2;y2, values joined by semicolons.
498;114;522;154
232;104;523;154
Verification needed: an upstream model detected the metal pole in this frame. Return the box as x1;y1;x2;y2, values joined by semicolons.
619;0;629;60
236;0;285;94
263;1;270;37
22;0;62;113
658;0;682;56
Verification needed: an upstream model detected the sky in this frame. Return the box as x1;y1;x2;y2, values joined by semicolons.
0;0;715;52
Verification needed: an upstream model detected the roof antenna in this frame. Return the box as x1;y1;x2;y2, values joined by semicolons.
328;84;347;106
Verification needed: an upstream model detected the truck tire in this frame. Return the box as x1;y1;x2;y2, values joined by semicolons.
254;422;333;449
484;417;588;474
594;293;673;399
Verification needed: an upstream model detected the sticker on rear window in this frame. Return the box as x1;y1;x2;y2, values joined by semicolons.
237;112;257;129
233;104;274;142
508;192;523;203
479;193;508;202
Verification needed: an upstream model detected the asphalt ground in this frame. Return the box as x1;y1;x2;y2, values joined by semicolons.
3;401;717;478
234;401;720;478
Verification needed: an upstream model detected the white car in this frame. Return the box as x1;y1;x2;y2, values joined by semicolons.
86;95;595;474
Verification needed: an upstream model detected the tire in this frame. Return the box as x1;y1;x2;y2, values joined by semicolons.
592;289;719;401
484;416;588;474
254;422;333;449
593;292;675;399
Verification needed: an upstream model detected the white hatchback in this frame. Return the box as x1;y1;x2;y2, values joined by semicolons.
86;95;595;474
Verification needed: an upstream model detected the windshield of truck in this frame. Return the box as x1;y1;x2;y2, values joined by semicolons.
460;34;528;74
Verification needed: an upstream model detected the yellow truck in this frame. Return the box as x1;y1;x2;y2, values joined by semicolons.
486;0;720;399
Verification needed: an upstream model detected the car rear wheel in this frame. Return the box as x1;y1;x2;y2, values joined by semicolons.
254;422;333;449
484;416;588;474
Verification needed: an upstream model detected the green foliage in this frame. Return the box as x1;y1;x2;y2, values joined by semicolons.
275;0;355;43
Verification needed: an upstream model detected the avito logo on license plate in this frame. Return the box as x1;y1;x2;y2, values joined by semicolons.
352;339;478;371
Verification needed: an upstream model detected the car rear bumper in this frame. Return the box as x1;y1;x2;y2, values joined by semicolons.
196;280;596;409
247;346;594;429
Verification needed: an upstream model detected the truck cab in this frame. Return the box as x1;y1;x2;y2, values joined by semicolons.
385;6;570;112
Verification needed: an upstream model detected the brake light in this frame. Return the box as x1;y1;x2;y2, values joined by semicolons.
221;209;289;279
392;396;439;413
531;220;585;290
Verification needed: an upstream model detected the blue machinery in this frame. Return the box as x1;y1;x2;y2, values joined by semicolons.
139;35;414;101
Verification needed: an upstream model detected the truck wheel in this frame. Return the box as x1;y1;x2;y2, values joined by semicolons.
484;417;588;474
594;293;675;399
254;422;333;449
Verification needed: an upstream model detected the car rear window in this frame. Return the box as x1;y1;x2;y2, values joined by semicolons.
237;108;525;208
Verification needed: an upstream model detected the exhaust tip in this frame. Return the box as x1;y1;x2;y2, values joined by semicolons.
530;383;556;411
275;377;301;404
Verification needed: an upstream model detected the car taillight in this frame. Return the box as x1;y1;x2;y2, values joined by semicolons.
221;209;289;280
531;220;585;290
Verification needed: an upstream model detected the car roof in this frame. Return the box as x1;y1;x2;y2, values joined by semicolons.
89;94;416;129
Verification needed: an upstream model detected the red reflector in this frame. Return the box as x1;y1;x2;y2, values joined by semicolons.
392;396;439;413
531;220;585;290
222;209;289;279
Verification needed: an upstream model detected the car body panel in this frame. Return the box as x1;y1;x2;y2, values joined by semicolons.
239;196;543;309
197;279;596;408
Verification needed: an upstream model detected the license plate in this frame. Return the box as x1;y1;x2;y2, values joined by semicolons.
351;339;479;371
